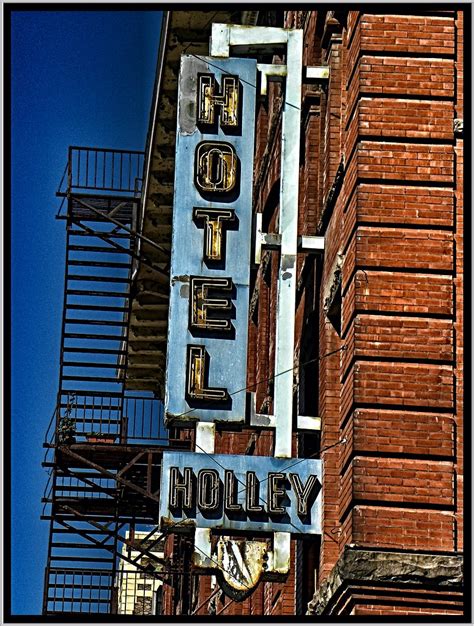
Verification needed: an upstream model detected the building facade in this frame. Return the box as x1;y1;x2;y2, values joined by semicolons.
150;8;465;618
116;532;164;615
42;7;466;619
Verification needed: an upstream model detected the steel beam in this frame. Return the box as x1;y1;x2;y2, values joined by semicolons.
193;527;213;568
195;423;216;454
297;415;322;431
73;196;170;260
271;531;291;575
211;24;289;57
299;235;325;253
56;507;168;578
211;23;304;460
257;63;287;95
305;66;330;80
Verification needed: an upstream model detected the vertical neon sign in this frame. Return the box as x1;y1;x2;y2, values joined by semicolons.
165;55;257;424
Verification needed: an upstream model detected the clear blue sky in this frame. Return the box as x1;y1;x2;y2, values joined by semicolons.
10;9;162;615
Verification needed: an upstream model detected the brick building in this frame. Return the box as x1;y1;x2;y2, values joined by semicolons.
139;8;466;617
41;7;467;619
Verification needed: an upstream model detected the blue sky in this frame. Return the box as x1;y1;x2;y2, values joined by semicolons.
10;9;162;615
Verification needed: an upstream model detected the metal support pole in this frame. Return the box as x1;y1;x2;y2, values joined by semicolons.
273;29;303;459
211;23;303;460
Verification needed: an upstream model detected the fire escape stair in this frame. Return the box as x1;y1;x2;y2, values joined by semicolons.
43;148;172;615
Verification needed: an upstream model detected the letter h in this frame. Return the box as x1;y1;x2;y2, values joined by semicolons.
169;467;193;509
197;73;240;128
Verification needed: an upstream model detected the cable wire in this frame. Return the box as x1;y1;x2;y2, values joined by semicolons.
173;344;347;422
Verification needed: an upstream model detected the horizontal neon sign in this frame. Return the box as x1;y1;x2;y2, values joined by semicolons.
159;452;322;535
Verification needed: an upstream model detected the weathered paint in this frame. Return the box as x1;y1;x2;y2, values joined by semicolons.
299;235;325;252
165;55;257;425
211;26;304;456
193;527;213;568
271;531;291;575
257;63;287;96
215;537;269;596
306;66;330;80
210;24;290;57
297;415;322;431
159;451;322;535
196;422;216;454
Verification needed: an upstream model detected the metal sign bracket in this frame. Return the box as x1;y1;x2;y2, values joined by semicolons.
254;213;325;263
249;392;321;431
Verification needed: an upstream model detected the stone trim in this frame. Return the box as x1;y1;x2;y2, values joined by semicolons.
307;547;463;615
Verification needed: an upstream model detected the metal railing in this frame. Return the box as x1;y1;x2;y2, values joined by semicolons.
43;144;161;616
57;147;145;196
44;568;114;614
53;393;167;445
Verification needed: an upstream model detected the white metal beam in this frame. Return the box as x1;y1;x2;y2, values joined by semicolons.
193;423;216;567
299;235;325;253
210;24;290;57
193;527;213;568
195;422;216;454
270;532;291;575
273;28;303;459
297;415;322;431
257;63;287;96
305;66;330;80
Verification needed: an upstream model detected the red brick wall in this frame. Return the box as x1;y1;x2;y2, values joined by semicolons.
310;7;463;617
453;8;464;554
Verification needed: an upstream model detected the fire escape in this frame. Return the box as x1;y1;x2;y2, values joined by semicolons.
41;147;185;615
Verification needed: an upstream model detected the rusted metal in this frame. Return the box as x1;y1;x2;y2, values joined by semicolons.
57;506;167;569
72;196;170;260
59;446;161;502
147;451;153;493
117;450;147;478
215;596;236;616
191;586;222;615
57;147;144;196
66;217;168;280
215;538;268;598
